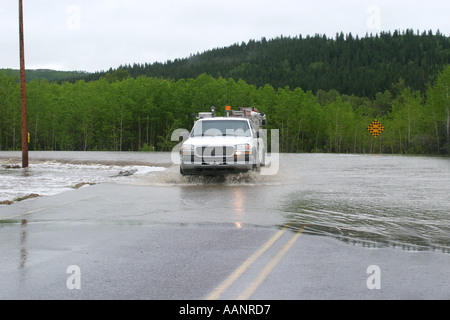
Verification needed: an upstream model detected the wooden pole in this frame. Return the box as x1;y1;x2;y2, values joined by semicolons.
19;0;28;168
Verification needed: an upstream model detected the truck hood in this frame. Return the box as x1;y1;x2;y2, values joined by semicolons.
184;136;252;147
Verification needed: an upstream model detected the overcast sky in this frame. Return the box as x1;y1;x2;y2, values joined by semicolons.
1;0;449;72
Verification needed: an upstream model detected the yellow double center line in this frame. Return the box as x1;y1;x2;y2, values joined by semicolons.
206;223;306;300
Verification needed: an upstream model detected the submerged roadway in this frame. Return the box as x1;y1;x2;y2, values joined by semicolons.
1;175;449;300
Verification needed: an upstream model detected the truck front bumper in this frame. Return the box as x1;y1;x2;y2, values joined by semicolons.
180;154;255;175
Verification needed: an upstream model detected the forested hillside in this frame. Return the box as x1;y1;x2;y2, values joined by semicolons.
81;30;449;98
1;65;449;155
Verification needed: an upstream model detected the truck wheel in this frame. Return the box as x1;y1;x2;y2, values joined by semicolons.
252;150;261;172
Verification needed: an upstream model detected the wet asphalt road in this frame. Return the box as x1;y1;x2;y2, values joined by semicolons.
1;175;449;300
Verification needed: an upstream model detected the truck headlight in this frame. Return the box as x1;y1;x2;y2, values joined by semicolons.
235;144;250;156
180;144;193;156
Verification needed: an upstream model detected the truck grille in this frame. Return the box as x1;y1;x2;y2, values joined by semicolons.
196;146;234;158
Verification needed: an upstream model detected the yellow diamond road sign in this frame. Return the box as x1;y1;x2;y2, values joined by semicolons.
367;119;384;138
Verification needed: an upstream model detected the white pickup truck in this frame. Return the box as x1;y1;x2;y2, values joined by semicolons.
179;107;266;175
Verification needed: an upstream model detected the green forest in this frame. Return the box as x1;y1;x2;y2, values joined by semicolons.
0;31;449;155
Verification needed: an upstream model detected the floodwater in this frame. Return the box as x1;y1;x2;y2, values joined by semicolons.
0;152;166;202
1;151;449;254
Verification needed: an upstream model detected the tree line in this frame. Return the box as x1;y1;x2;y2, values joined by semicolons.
1;66;449;155
0;69;87;82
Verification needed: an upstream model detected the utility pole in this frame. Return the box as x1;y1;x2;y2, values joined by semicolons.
19;0;28;168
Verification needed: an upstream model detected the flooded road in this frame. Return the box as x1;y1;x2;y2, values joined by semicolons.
130;152;450;254
1;151;449;253
0;151;449;299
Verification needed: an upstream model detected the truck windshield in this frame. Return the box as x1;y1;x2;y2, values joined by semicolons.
191;120;251;137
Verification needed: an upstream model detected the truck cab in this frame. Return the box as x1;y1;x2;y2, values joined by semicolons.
179;106;266;175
